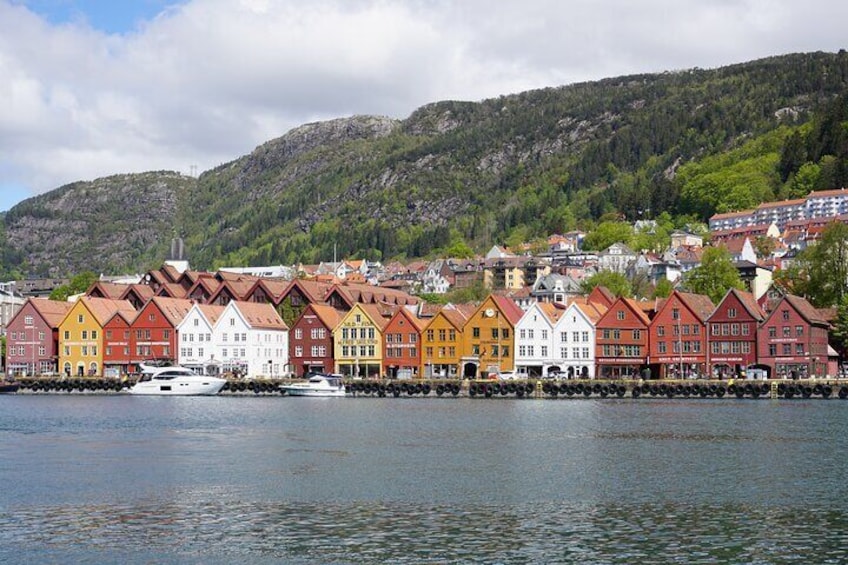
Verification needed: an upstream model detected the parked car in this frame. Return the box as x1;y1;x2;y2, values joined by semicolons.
497;371;518;380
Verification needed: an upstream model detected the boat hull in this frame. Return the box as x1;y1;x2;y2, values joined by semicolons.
129;378;226;396
0;382;20;394
282;386;346;397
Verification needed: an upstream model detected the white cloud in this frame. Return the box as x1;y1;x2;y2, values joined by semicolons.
0;0;846;209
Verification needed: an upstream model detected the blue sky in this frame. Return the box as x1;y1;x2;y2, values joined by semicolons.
1;0;847;215
18;0;175;33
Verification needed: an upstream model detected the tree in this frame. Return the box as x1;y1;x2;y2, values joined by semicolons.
653;278;674;298
49;271;98;302
786;221;848;307
753;236;777;259
582;221;633;251
829;295;848;360
581;270;632;298
682;247;744;304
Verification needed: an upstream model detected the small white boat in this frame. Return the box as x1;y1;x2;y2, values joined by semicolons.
281;374;347;397
129;365;227;396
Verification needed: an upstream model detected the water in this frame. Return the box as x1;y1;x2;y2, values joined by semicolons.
2;395;848;563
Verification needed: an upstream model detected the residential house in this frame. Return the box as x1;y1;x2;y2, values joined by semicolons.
531;273;582;304
670;230;704;248
597;242;637;274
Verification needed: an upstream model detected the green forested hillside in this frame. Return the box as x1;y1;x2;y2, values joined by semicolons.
2;51;848;276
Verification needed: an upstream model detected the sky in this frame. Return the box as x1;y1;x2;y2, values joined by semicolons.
0;0;846;213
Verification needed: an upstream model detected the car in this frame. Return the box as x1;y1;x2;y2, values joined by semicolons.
497;371;518;380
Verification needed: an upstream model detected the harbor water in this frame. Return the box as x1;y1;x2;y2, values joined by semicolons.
2;395;848;563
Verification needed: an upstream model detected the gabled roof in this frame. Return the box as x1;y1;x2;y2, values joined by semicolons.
490;295;524;326
587;285;615;307
599;297;653;327
248;278;292;302
231;301;288;330
196;304;227;327
187;276;222;297
390;307;428;332
565;296;608;324
86;281;128;299
710;209;755;221
781;294;829;326
674;291;715;322
146;297;195;327
76;296;137;326
156;282;188;298
305;303;344;331
121;283;155;301
715;288;765;321
160;264;182;283
356;303;393;332
536;302;566;325
27;298;74;328
281;279;333;305
432;304;472;331
209;279;256;303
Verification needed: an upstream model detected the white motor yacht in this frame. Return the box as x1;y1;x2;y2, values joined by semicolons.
281;374;347;397
129;365;227;396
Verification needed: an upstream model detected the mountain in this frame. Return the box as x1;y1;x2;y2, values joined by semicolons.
3;51;848;277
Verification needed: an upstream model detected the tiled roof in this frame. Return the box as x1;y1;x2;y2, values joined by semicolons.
232;301;288;330
81;296;137;326
28;298;74;328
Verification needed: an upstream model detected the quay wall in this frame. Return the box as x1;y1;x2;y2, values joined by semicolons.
10;377;848;400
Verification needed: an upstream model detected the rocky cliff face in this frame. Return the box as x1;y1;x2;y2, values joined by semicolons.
4;172;192;276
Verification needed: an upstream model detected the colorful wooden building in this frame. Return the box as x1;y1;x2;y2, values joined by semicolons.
648;291;714;379
707;288;764;378
333;303;391;378
595;297;652;379
460;295;524;378
289;303;342;377
382;307;426;379
758;294;830;379
421;304;472;379
58;297;136;377
5;298;73;376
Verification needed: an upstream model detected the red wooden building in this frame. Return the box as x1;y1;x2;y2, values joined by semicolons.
289;303;342;377
707;288;764;378
758;294;830;379
103;310;135;376
648;291;714;379
595;297;652;379
5;298;73;376
382;307;426;379
129;297;193;368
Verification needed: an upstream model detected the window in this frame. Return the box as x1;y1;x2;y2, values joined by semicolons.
473;327;480;338
573;331;580;342
731;324;739;336
769;344;777;356
163;329;170;339
710;324;718;336
311;346;320;357
528;329;534;340
659;326;666;337
782;344;792;355
617;311;625;321
711;342;719;354
520;329;526;339
230;318;236;326
501;346;509;357
632;330;641;340
741;324;750;336
582;331;588;342
561;332;567;342
783;326;790;338
796;344;804;355
782;309;790;321
727;308;737;318
82;330;88;340
194;319;199;327
768;327;776;338
426;329;434;342
542;330;549;340
672;308;680;320
796;326;804;337
541;346;548;357
659;342;667;353
448;330;456;342
78;314;84;323
439;329;447;341
492;328;499;339
582;348;589;359
24;315;33;325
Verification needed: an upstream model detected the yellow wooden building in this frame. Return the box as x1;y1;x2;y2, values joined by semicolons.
58;296;136;377
460;295;525;378
333;303;390;378
421;305;473;379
